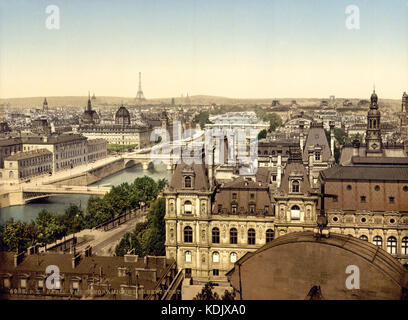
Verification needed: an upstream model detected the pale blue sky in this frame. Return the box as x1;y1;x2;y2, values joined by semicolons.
0;0;407;99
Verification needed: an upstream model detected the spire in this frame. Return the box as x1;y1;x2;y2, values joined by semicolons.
87;91;92;112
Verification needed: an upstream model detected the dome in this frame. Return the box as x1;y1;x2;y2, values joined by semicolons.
370;90;378;104
115;105;131;125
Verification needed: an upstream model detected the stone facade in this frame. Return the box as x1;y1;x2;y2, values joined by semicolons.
2;148;52;182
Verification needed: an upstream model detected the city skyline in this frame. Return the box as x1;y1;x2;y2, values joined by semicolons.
0;0;407;100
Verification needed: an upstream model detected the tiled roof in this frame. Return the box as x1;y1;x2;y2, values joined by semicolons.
169;162;210;191
320;165;408;181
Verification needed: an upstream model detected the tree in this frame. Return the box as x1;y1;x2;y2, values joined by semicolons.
194;111;213;129
1;220;38;251
258;129;267;140
266;113;282;132
193;282;220;300
221;289;236;300
35;210;66;245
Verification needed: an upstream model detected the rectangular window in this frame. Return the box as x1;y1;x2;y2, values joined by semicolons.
217;205;222;213
3;278;10;288
333;196;338;202
389;197;395;204
360;196;366;203
232;193;237;200
185;268;192;278
212;269;219;276
231;204;237;214
20;279;27;289
249;205;255;214
250;193;255;199
264;206;269;214
315;152;321;161
272;175;276;182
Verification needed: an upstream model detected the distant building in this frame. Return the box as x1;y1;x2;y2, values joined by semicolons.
399;92;408;140
340;91;407;165
2;148;52;182
81;94;100;125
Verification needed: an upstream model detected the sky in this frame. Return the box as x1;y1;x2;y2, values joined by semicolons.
0;0;407;99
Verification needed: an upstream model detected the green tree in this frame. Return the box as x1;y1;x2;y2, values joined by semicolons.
35;210;66;245
1;220;38;251
193;283;220;300
258;129;267;140
194;111;213;129
266;113;282;132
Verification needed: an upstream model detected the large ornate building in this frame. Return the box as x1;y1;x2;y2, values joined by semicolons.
320;91;408;266
164;148;319;281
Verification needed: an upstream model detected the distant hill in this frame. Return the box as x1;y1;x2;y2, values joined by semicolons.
0;95;402;113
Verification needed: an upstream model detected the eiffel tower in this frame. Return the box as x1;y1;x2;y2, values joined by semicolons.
136;72;146;101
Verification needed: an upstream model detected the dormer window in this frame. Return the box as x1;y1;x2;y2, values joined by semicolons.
184;176;191;188
315;151;321;161
291;180;300;193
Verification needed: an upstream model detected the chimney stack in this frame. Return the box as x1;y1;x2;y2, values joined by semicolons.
329;121;335;157
276;155;282;188
352;139;360;157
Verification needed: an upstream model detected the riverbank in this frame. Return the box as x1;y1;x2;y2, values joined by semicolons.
0;164;172;224
0;156;125;209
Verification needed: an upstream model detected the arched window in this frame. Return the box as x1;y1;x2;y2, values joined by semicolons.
212;227;220;244
212;251;219;263
266;229;274;243
359;235;368;242
184;201;192;214
230;252;237;263
248;228;256;245
373;236;382;248
292;180;300;193
230;228;238;244
291;205;300;220
185;251;192;262
184;226;193;243
387;236;397;255
184;176;192;188
402;237;408;255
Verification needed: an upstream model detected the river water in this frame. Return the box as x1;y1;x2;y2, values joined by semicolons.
0;164;172;224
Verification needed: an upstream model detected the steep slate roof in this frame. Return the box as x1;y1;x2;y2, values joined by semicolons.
279;161;312;194
320;165;408;181
302;124;331;162
169;162;209;191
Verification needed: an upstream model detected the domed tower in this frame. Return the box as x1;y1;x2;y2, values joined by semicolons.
115;104;131;126
365;90;382;156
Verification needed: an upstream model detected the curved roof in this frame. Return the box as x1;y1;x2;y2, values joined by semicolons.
227;231;408;299
115;105;130;118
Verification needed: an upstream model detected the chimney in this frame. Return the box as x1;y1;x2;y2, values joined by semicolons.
308;147;314;188
352;139;360;157
329;121;335;157
14;251;24;267
72;252;81;269
276;155;282;188
208;145;214;188
299;132;304;151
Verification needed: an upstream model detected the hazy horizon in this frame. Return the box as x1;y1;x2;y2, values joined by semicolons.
1;0;407;99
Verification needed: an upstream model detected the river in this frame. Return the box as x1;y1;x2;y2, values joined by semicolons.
0;164;172;224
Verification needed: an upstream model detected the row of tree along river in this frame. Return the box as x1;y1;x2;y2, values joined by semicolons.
0;164;172;224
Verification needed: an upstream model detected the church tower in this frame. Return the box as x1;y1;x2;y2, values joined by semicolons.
365;90;382;156
43;98;48;112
